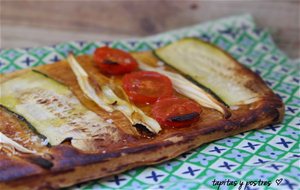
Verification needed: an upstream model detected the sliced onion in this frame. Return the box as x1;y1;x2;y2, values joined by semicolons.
0;132;36;154
67;54;161;134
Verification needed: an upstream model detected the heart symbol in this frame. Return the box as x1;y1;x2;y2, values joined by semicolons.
275;178;283;185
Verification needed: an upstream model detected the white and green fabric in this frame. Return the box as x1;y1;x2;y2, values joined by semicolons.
0;14;299;190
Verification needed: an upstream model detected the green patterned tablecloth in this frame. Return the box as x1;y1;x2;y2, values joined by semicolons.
0;14;299;190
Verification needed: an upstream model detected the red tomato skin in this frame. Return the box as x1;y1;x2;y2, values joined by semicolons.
94;47;138;75
152;97;202;128
122;71;173;105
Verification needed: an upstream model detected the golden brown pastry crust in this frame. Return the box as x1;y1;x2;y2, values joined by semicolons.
0;52;284;190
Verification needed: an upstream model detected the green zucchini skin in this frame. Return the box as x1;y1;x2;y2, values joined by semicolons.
183;75;229;107
32;69;50;78
32;69;66;86
154;37;258;106
0;104;48;144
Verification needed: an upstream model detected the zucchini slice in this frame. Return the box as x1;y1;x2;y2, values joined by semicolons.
154;38;259;106
0;71;120;150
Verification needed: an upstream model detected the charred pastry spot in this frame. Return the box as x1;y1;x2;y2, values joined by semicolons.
26;156;54;169
45;143;51;148
167;112;200;122
134;124;156;138
112;101;118;106
223;106;232;119
103;59;119;65
61;137;73;144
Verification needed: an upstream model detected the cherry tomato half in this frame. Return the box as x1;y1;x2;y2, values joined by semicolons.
122;71;173;105
152;97;202;128
94;47;138;75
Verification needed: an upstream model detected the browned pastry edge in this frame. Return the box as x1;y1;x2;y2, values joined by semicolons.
0;97;284;189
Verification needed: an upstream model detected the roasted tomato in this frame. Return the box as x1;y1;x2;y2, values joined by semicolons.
94;47;138;75
122;71;173;105
152;97;202;127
